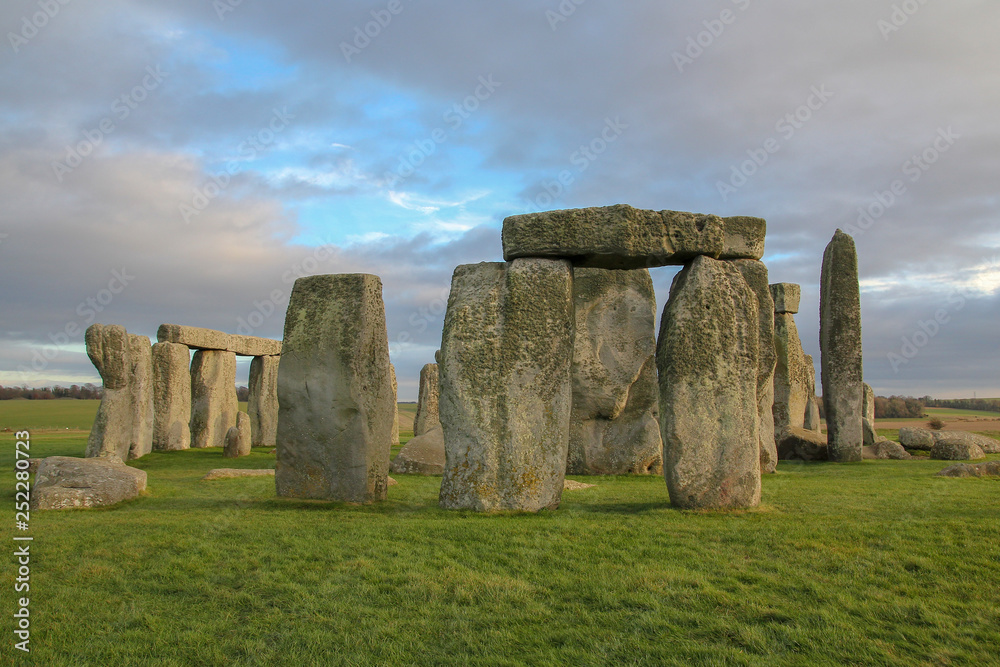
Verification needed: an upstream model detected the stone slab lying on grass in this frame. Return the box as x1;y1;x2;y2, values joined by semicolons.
776;426;829;462
930;441;986;461
899;427;999;454
563;480;595;490
31;456;146;510
502;204;765;269
389;427;444;475
935;461;1000;478
203;468;276;481
862;440;912;460
899;427;935;450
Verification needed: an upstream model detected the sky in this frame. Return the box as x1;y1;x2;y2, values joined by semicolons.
1;1;997;401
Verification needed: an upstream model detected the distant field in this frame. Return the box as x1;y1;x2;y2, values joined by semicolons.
0;398;100;431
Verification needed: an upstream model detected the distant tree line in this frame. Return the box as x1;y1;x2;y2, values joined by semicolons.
873;396;926;419
923;397;1000;413
0;384;103;400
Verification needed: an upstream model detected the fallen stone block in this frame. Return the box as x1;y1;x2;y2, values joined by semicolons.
31;457;147;510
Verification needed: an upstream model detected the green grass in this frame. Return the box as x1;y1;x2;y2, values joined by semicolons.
2;405;1000;665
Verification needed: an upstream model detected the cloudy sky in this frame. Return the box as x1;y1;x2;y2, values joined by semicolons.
2;1;997;400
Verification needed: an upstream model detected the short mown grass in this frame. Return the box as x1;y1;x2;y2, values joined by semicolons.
2;404;999;665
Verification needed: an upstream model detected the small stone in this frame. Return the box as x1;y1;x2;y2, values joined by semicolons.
776;426;829;462
224;412;252;458
31;456;147;510
936;461;1000;478
898;427;935;450
862;440;912;460
203;468;275;480
930;440;986;461
389;427;445;475
563;480;596;490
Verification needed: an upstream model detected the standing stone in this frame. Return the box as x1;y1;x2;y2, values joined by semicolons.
275;274;394;503
567;267;662;475
656;256;761;510
803;355;822;432
734;260;777;474
189;350;238;449
771;283;811;441
127;335;154;460
820;230;864;462
85;324;134;461
248;355;280;448
389;364;400;447
152;342;191;451
439;260;574;513
412;363;440;437
862;382;879;446
224;412;252;458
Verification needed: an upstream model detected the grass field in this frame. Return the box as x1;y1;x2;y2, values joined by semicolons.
2;403;1000;665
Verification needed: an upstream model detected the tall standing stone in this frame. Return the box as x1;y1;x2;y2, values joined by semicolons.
413;363;440;437
275;274;394;503
152;342;191;451
85;324;134;461
438;259;574;512
771;283;810;436
820;230;863;462
127;335;154;460
862;382;878;446
656;256;761;510
733;260;777;474
189;350;238;449
248;355;280;449
567;267;662;475
389;364;400;447
803;355;822;432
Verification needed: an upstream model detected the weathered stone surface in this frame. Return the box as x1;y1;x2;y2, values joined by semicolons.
189;350;238;449
224;411;252;458
862;383;878;446
770;283;801;314
412;363;440;437
389;427;445;475
389;364;399;447
438;259;574;512
933;430;1000;455
936;461;1000;478
563;479;595;490
248;355;279;449
899;427;935;450
151;342;191;451
127;335;154;460
567;267;662;476
862;440;912;460
803;355;822;432
657;256;761;509
203;468;275;480
85;324;134;461
820;230;863;462
157;323;282;356
772;302;810;435
27;458;42;475
31;456;146;510
776;426;829;462
275;274;393;503
931;440;986;461
501;205;765;269
735;260;777;474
